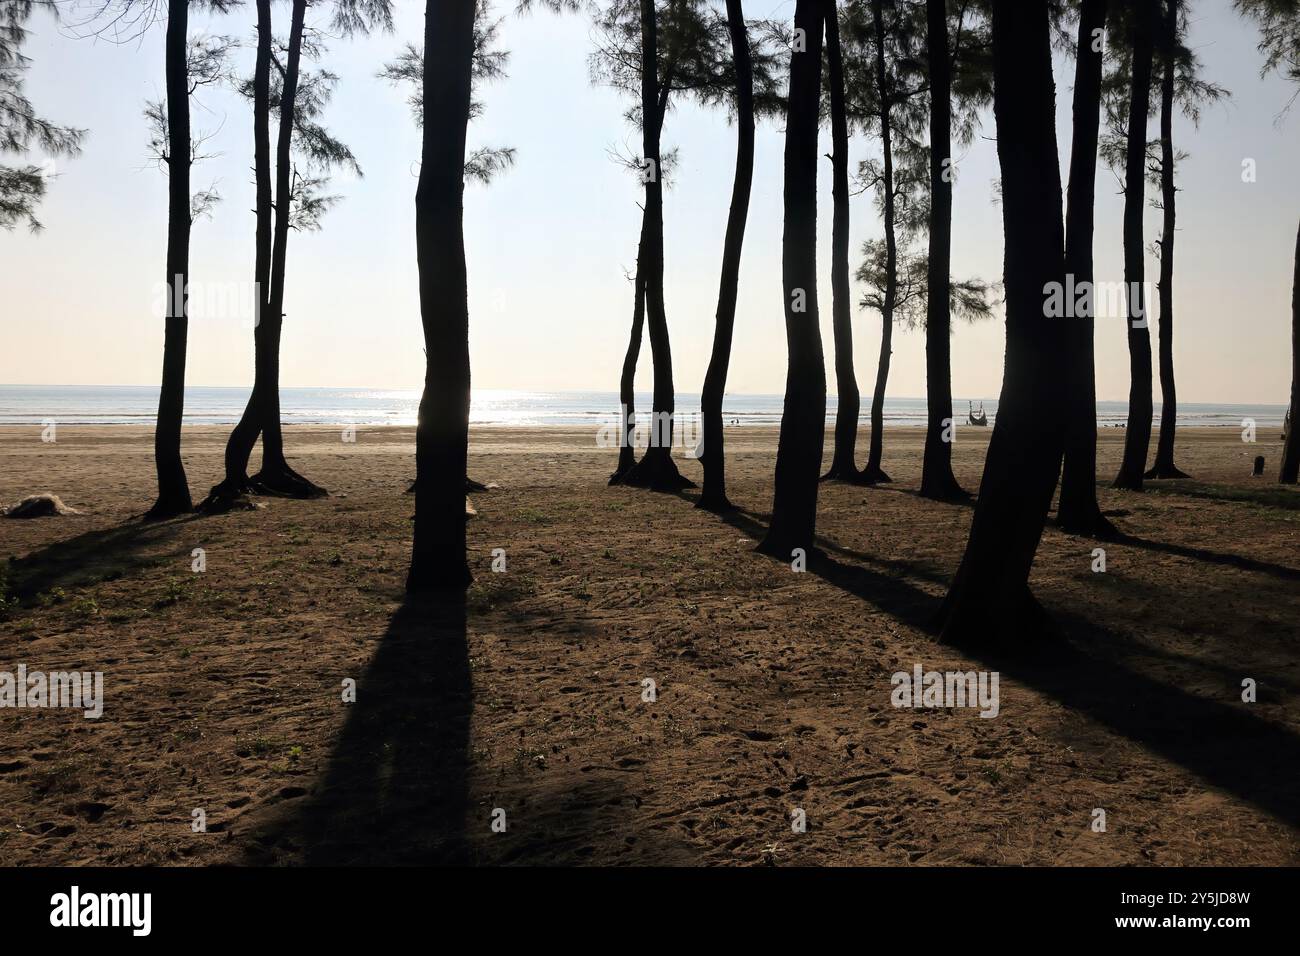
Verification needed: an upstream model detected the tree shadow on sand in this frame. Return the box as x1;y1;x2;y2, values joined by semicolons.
1143;479;1300;513
1112;531;1300;583
4;517;198;601
242;596;472;864
698;500;1300;832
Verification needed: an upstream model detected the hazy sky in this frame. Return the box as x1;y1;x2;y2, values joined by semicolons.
1;0;1297;404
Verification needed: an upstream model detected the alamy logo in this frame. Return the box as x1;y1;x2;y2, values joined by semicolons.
1042;274;1154;327
0;665;103;718
891;664;1000;718
596;405;703;454
49;886;151;936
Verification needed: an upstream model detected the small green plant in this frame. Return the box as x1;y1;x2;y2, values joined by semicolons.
154;578;189;608
37;587;67;608
68;596;99;621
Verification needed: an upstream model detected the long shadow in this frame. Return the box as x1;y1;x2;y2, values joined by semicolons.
5;517;197;600
694;501;1300;831
245;596;472;865
976;619;1300;831
710;503;941;633
1115;531;1300;583
1145;479;1300;512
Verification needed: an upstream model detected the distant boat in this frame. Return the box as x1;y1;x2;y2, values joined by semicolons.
968;401;988;427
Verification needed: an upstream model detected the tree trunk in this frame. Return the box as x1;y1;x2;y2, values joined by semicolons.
610;220;646;484
408;0;476;594
1057;0;1116;536
203;0;274;508
146;0;193;520
1113;0;1156;491
862;0;895;484
759;0;826;559
202;0;322;508
919;0;964;500
698;0;755;510
621;0;693;490
822;1;861;483
611;97;668;487
1282;216;1300;483
1146;0;1187;479
937;0;1069;645
252;0;324;497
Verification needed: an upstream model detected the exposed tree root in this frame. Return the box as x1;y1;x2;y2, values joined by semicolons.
919;473;970;501
617;450;696;491
755;535;820;564
938;585;1064;650
408;476;497;494
143;494;192;522
819;463;863;482
1057;506;1120;541
694;492;735;513
250;463;327;499
196;477;256;515
1143;463;1190;480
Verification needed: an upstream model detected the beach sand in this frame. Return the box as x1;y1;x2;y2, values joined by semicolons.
1;422;1298;865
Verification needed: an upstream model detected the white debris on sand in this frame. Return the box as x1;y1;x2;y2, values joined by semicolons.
3;494;82;518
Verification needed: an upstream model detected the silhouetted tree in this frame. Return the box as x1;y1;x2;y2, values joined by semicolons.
937;0;1069;643
1145;0;1226;479
0;1;83;231
919;0;992;500
839;0;926;483
698;0;756;509
204;0;389;510
1111;0;1157;491
822;0;861;482
379;2;517;182
145;20;235;519
408;0;477;593
1057;0;1115;536
596;0;726;488
760;0;826;558
919;0;957;498
383;0;515;498
1235;0;1300;482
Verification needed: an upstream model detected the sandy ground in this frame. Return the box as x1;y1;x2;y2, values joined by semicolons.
0;422;1298;866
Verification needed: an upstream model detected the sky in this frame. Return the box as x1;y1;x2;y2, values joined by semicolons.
1;0;1297;404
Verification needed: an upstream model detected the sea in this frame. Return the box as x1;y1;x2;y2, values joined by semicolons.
0;385;1287;430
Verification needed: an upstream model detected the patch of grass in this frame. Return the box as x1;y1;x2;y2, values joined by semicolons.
68;596;100;622
153;577;190;609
